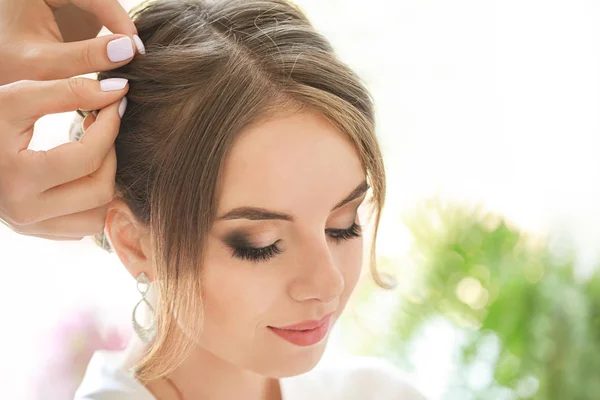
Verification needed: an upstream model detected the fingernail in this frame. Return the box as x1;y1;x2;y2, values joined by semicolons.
133;35;146;55
100;78;128;91
92;110;98;117
118;97;128;118
107;37;134;62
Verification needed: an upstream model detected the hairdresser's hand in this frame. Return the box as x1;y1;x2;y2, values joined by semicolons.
0;78;128;240
0;0;143;85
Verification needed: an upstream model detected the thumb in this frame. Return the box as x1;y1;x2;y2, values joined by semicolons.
38;34;143;80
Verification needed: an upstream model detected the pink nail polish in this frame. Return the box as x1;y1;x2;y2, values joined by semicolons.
107;37;134;62
133;35;146;55
118;97;128;118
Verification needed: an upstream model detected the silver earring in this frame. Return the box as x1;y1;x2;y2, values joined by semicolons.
132;272;157;343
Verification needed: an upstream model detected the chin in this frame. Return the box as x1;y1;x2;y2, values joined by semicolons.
259;336;330;378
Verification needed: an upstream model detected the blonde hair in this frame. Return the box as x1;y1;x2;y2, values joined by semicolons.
73;0;390;383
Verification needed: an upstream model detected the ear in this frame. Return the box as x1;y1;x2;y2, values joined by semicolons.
104;198;155;281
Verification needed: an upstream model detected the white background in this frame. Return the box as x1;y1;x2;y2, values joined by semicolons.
1;0;600;398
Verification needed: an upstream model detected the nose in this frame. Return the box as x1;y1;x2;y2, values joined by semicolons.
287;236;345;304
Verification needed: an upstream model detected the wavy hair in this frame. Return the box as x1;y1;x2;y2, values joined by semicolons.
72;0;390;383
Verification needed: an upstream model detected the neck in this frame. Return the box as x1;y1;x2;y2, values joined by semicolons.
170;346;282;400
124;339;282;400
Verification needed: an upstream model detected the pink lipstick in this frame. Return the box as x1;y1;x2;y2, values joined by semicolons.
268;313;333;347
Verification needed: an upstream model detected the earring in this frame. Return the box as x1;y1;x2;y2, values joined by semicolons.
132;272;157;344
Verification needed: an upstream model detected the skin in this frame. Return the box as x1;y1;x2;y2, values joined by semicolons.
0;0;139;241
106;108;369;400
0;0;138;84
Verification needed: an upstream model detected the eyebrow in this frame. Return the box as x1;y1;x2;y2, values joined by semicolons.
216;180;370;222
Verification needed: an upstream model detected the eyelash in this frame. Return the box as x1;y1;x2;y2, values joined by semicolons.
231;222;362;263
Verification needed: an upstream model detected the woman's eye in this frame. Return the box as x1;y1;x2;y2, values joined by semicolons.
231;241;282;263
326;222;362;244
228;222;361;263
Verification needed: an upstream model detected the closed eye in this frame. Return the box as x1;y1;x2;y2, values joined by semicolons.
228;221;362;263
231;241;283;263
325;222;362;243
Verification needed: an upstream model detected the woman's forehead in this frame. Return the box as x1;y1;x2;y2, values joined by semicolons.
216;109;365;216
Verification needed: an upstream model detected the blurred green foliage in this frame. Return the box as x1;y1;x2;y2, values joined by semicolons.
348;199;600;400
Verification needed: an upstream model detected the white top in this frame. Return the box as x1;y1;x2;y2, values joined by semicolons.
74;349;427;400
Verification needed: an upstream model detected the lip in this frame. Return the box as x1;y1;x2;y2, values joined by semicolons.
268;312;334;347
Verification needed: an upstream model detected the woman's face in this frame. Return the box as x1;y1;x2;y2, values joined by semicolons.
197;108;368;377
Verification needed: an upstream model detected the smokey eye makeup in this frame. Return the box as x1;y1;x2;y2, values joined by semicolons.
223;221;362;264
223;231;283;263
325;222;362;244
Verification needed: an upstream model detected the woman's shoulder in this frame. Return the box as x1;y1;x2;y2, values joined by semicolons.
281;355;427;400
73;350;155;400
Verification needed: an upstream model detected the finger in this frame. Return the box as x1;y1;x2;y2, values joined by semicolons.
25;233;85;241
83;112;96;131
38;34;140;81
46;0;137;36
77;112;97;141
3;77;128;126
34;144;116;221
53;3;103;42
71;0;137;36
18;205;109;238
18;97;123;197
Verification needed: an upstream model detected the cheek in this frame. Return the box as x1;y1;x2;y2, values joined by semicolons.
197;239;282;337
189;235;363;339
334;237;364;302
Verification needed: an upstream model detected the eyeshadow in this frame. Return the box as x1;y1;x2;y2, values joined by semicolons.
223;231;254;248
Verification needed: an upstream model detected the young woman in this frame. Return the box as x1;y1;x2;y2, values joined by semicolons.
74;0;426;399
